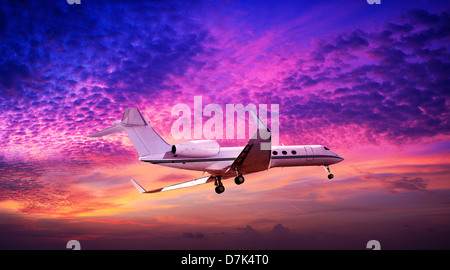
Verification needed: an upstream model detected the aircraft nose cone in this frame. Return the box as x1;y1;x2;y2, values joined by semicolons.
336;154;344;162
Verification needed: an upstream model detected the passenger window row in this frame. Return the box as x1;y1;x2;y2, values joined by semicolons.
272;150;297;155
272;146;329;155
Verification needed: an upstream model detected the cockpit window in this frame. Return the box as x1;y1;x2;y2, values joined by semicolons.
324;146;330;150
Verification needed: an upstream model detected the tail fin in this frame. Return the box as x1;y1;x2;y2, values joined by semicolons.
87;108;171;157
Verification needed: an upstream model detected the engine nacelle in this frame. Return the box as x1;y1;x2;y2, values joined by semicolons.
171;140;220;158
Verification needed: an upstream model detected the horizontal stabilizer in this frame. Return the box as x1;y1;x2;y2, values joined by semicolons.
87;124;124;137
130;176;213;194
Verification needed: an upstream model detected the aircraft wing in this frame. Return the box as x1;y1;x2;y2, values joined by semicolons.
131;176;215;194
227;110;272;175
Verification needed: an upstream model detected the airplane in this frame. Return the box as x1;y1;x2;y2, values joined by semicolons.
87;108;344;194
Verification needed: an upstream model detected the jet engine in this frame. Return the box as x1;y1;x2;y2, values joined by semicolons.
171;140;220;158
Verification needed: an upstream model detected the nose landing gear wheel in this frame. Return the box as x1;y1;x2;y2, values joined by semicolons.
234;174;245;185
215;185;225;194
324;166;334;180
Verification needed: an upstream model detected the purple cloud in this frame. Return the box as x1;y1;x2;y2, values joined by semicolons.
274;9;450;146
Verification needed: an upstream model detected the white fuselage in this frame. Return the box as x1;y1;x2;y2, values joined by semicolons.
139;145;344;174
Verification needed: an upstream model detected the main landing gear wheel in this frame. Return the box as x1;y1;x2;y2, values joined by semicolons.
215;185;225;194
328;174;334;180
234;174;245;185
214;176;225;194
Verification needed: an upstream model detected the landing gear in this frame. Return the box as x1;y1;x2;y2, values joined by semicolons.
233;167;245;185
213;172;245;194
234;174;245;185
215;185;225;194
214;176;225;194
324;165;334;180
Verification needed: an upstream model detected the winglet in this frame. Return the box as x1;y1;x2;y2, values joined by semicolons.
250;110;269;131
131;179;147;193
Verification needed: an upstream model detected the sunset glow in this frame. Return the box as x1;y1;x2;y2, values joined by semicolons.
1;0;449;249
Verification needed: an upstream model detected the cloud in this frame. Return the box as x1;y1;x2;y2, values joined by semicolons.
0;0;218;164
362;173;429;193
274;9;450;146
182;232;206;240
0;157;118;217
1;4;449;164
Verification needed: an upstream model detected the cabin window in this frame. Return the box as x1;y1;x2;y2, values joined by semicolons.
282;150;287;155
324;146;330;150
272;151;278;155
291;150;297;155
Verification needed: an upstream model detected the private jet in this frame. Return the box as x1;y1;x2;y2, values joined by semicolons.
88;108;344;194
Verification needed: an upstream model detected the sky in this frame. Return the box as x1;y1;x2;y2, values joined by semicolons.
0;0;449;249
